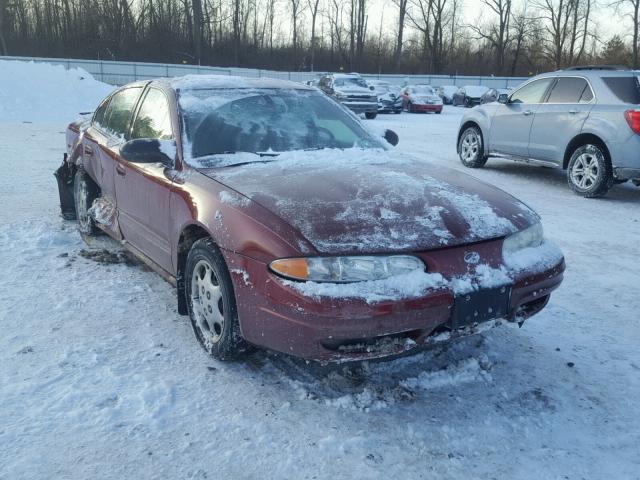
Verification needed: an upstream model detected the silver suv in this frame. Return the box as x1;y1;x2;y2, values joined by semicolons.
457;66;640;197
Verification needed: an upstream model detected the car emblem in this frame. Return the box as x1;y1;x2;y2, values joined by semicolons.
464;251;480;264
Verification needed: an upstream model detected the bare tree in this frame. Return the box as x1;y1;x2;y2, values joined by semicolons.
467;0;512;75
307;0;321;71
611;0;640;67
392;0;409;71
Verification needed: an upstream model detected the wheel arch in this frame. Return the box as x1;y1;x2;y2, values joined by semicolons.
176;223;216;315
457;120;485;154
563;133;611;170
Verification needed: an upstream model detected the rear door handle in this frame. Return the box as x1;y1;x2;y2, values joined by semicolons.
523;110;533;116
116;164;126;176
569;109;578;114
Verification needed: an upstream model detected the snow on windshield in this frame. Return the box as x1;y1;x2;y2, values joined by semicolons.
412;86;436;95
178;88;383;167
334;77;368;88
465;86;490;97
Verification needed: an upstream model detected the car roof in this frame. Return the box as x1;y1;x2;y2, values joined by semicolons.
154;74;313;91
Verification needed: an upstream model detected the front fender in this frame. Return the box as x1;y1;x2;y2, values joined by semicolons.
457;106;494;155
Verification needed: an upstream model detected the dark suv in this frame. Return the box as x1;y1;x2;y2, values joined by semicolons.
318;73;379;119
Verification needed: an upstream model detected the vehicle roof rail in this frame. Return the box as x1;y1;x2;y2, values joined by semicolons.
564;65;630;71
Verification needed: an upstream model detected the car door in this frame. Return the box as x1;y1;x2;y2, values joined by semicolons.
113;87;176;273
528;76;595;164
87;87;144;237
488;77;555;157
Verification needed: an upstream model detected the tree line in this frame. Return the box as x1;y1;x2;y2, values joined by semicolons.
0;0;639;76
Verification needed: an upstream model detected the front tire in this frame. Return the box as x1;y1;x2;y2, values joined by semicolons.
185;238;250;360
567;144;613;198
74;169;99;236
458;126;488;168
365;111;377;120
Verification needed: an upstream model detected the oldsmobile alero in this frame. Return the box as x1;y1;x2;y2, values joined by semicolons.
55;75;565;362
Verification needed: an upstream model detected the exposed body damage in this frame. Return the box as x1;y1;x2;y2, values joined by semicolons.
55;75;564;362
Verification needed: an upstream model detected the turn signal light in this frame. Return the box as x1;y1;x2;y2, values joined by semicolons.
270;258;309;281
624;109;640;134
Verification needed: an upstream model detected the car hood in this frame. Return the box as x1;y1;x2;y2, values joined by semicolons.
197;150;539;254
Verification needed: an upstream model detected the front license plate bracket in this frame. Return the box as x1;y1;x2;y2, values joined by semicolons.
451;285;511;329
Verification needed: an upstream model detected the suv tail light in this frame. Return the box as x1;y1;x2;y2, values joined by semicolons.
624;109;640;134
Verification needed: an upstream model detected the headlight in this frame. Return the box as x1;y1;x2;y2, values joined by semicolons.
270;255;426;283
502;222;543;255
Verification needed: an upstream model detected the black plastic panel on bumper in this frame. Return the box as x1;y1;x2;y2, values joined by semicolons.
615;167;640;180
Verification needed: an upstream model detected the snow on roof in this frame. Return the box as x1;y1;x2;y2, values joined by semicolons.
166;74;312;91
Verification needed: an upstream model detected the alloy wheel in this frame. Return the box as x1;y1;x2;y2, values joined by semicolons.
190;259;225;348
461;130;480;162
570;152;600;190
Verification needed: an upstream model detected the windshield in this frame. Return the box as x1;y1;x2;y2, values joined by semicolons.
334;77;369;88
465;86;490;96
412;86;436;95
178;88;385;166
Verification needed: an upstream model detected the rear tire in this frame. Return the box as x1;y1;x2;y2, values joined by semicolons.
567;144;613;198
365;112;377;120
185;238;250;360
74;169;99;236
458;126;488;168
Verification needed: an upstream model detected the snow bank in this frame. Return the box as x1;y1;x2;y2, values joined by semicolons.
0;60;114;123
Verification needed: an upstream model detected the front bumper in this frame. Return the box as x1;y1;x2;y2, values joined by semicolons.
410;103;443;112
378;99;403;112
223;241;565;363
340;101;378;114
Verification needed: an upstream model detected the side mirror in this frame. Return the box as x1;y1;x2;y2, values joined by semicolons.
384;129;399;147
120;139;175;167
498;93;509;104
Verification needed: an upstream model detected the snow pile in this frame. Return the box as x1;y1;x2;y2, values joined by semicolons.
0;60;114;123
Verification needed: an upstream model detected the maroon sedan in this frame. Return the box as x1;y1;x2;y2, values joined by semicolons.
55;75;564;362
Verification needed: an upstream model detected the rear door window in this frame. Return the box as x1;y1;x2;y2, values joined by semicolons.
546;77;593;103
510;78;554;104
602;76;640;104
102;87;143;139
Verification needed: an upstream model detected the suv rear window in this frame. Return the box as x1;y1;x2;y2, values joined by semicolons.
603;76;640;104
546;77;592;103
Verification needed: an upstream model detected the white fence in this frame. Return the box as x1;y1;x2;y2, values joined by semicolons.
0;55;528;88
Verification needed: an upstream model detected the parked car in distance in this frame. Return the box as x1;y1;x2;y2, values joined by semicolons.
457;66;640;197
480;87;512;104
437;85;459;104
55;75;564;363
401;84;443;113
318;72;378;119
369;80;403;114
452;85;490;107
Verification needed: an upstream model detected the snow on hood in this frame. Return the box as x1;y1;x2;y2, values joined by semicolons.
197;149;539;254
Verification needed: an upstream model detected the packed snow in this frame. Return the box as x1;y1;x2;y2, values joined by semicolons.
1;61;640;479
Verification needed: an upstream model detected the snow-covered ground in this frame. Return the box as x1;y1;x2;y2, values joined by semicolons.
1;61;639;479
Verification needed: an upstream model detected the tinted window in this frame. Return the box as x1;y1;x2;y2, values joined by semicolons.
546;77;592;103
93;98;110;127
102;87;143;138
131;89;173;140
603;76;640;104
510;78;553;104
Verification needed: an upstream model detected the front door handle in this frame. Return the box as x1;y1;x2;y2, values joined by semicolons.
523;110;533;116
116;164;126;176
569;109;578;114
